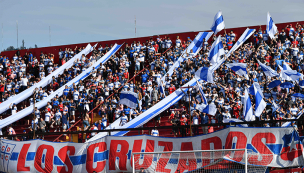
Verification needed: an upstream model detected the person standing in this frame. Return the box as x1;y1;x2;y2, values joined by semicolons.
151;126;159;136
44;108;51;132
171;115;180;137
38;118;46;139
192;111;199;136
119;112;128;126
200;112;209;134
180;114;187;137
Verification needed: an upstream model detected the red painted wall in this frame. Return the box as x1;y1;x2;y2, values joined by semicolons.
1;20;303;64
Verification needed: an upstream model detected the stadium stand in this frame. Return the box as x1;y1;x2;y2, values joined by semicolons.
1;20;304;144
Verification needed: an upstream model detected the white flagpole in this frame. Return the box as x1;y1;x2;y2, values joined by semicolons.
16;20;18;48
135;15;136;38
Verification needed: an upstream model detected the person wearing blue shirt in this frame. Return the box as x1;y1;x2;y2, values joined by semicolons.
63;85;69;96
200;112;209;134
141;72;148;83
95;119;105;130
29;52;33;62
62;112;69;130
53;98;59;108
124;107;131;116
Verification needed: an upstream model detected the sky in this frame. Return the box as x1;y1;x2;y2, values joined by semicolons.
0;0;303;51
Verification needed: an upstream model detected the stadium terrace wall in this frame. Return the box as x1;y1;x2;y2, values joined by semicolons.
1;21;304;64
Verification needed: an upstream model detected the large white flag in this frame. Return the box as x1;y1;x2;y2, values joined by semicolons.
267;12;278;39
210;11;225;35
244;88;254;121
208;35;225;64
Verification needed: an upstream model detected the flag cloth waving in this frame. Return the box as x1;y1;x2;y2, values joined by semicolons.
210;11;225;35
267;12;278;39
119;91;138;109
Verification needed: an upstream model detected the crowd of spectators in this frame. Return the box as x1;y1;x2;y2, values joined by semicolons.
2;22;304;141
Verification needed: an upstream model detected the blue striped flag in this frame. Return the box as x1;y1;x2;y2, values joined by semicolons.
244;88;254;121
210;11;225;35
267;12;278;39
226;28;255;58
119;91;138;109
225;63;249;79
196;79;207;104
209;35;225;64
283;61;292;70
249;82;266;117
196;57;226;83
258;60;279;78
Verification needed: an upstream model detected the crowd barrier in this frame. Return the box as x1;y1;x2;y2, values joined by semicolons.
0;127;302;172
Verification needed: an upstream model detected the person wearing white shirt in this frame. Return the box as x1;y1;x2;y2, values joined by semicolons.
108;83;114;91
119;113;128;126
73;90;79;101
176;36;181;47
290;105;298;116
47;66;53;75
38;63;44;71
54;109;62;124
291;45;299;60
114;81;121;89
151;126;159;136
44;108;52;131
9;103;17;115
35;107;41;119
31;117;38;131
20;76;28;91
222;109;231;119
165;38;172;48
192;111;199;136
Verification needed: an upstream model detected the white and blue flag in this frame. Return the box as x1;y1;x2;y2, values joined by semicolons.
210;11;225;35
195;79;217;115
209;35;225;64
227;28;255;58
258;60;279;78
279;65;303;81
249;82;266;118
283;61;292;71
267;12;278;39
195;67;213;83
119;91;138;109
196;79;208;104
196;103;217;116
196;57;226;83
225;63;249;79
244;88;254;121
283;70;302;81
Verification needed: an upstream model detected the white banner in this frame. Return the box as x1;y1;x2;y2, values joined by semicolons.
0;44;96;115
1;127;303;173
0;44;121;129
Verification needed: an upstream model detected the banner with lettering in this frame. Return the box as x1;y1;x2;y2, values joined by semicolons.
1;127;303;172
